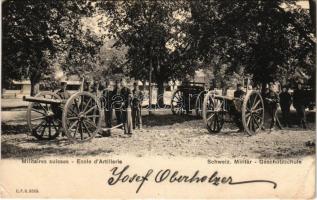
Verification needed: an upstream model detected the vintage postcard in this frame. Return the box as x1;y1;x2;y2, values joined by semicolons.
1;0;316;199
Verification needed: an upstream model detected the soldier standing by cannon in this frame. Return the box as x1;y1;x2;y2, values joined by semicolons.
279;85;292;127
233;83;246;132
102;80;113;130
112;80;122;125
293;82;307;129
264;83;281;130
56;80;71;100
120;78;132;134
132;81;143;130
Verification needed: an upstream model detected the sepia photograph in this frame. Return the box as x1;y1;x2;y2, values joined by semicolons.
0;0;316;198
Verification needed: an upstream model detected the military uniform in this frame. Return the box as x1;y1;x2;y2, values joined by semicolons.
112;86;123;125
233;89;246;131
102;87;113;128
279;91;292;127
132;88;143;129
182;81;190;114
293;88;307;128
56;88;71;100
83;80;90;92
55;85;71;136
90;81;99;95
264;90;280;129
120;86;132;134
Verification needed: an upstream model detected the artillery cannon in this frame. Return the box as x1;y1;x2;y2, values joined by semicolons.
202;90;265;136
170;82;206;115
24;89;133;142
24;91;103;142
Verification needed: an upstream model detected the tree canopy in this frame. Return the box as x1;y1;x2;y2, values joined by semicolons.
187;0;315;88
98;1;196;83
2;0;316;96
2;0;103;95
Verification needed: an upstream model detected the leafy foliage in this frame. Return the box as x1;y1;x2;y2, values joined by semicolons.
2;0;103;94
98;1;196;83
187;0;315;88
2;1;54;90
2;0;315;96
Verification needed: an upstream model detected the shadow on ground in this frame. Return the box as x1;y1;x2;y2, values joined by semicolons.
1;123;29;134
253;146;315;159
142;113;198;127
1;137;114;159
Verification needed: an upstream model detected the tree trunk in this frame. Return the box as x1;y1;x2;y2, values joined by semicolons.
30;70;42;96
142;80;146;91
261;81;267;95
157;81;164;107
30;80;40;96
309;0;316;35
221;81;227;95
30;82;35;96
149;58;153;115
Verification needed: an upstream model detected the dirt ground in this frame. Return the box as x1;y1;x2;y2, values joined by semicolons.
1;110;315;159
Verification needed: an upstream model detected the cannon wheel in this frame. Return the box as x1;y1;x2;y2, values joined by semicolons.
242;91;264;135
202;91;224;133
27;91;62;140
62;92;102;142
171;89;185;115
195;90;207;118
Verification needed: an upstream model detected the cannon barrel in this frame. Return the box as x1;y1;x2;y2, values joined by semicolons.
23;96;63;104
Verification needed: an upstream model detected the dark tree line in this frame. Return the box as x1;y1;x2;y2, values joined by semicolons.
2;0;103;95
2;0;316;99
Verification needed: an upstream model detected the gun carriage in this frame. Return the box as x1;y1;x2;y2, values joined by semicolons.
23;91;103;142
170;82;206;115
202;89;265;136
23;79;132;142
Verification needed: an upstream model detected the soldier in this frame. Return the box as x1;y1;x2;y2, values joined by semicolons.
56;80;71;100
233;83;246;132
55;80;71;137
98;80;105;93
293;83;307;129
182;78;191;114
131;81;143;129
279;86;292;127
120;78;132;134
102;80;113;129
264;83;280;130
90;80;99;95
112;80;122;125
83;77;90;92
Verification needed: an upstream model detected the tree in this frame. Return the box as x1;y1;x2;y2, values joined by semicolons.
98;0;196;106
2;0;103;95
2;1;54;95
309;0;316;35
187;0;315;90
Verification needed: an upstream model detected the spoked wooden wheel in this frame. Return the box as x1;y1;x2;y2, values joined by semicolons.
195;90;207;118
63;92;102;142
202;91;225;133
242;91;264;135
27;91;62;140
171;90;185;115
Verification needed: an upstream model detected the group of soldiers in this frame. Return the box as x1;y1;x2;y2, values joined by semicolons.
56;78;144;135
99;78;143;135
279;83;308;129
233;82;309;132
55;78;310;135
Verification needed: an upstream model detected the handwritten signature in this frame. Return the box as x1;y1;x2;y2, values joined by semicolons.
107;165;277;193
